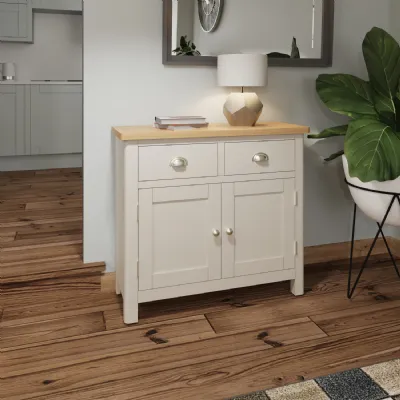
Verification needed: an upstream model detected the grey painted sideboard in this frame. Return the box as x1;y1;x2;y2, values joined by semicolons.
0;84;82;157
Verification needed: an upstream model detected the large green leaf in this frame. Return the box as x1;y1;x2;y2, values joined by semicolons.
308;125;348;139
363;27;400;125
317;74;378;119
345;118;400;182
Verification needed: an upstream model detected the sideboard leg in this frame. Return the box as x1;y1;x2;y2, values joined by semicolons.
290;275;304;296
123;293;139;324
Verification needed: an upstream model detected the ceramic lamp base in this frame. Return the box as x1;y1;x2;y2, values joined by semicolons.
223;92;263;127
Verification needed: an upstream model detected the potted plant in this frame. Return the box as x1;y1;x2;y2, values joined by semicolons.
173;36;201;56
309;27;400;227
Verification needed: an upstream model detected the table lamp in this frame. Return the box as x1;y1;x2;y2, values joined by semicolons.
218;54;268;126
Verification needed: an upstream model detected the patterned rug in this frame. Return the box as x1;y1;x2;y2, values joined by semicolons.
230;359;400;400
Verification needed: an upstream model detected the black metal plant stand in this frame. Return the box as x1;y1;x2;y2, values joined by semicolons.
346;179;400;299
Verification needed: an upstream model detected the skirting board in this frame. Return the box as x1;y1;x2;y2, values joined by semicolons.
0;154;82;171
101;237;400;293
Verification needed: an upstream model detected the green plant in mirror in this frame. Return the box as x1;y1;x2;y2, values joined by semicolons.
309;27;400;182
173;36;201;56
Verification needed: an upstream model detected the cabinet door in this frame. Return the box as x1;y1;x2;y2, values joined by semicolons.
30;85;82;155
222;179;295;278
0;2;32;42
0;85;26;156
139;184;222;290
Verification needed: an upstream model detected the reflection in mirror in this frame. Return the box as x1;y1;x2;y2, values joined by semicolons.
171;0;323;60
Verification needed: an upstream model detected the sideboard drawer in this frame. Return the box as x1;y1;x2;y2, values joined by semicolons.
224;140;295;176
139;143;218;181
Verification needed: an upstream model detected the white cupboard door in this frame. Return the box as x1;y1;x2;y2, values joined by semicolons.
222;179;296;278
139;184;222;290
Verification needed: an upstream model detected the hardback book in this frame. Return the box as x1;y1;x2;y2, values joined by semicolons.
154;122;209;130
155;116;207;126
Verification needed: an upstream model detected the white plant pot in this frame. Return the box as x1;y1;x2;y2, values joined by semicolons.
343;156;400;227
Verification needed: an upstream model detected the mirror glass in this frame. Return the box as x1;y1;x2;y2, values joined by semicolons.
171;0;323;60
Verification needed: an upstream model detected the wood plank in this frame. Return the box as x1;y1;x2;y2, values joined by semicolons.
0;231;16;243
0;193;82;206
35;168;82;176
1;312;106;349
13;220;82;240
0;216;82;230
4;323;400;400
0;202;26;212
205;281;400;334
103;307;126;330
0;187;83;201
1;235;82;250
0;207;82;222
390;237;400;258
2;315;218;377
2;292;120;325
0;243;83;264
304;238;390;265
310;300;400;336
2;261;105;284
0;170;35;178
25;199;82;211
2;275;101;304
1;317;325;396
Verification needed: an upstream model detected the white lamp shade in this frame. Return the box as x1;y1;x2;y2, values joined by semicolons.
218;54;268;87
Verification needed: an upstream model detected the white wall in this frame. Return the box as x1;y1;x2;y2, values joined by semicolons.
84;0;394;271
192;0;322;58
0;13;82;81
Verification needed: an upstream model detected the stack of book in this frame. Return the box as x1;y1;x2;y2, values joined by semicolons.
154;116;209;130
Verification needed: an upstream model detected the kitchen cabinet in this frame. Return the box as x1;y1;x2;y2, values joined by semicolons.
32;0;82;14
0;85;27;156
113;123;308;323
30;84;82;155
0;1;33;43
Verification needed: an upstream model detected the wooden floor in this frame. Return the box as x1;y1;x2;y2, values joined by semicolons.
2;169;400;399
2;254;400;400
0;169;105;284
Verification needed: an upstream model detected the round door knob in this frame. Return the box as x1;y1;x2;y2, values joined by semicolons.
226;228;234;236
212;229;220;237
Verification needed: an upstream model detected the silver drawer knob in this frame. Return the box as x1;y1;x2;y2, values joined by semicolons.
252;153;269;163
212;229;220;237
170;157;188;168
226;228;234;236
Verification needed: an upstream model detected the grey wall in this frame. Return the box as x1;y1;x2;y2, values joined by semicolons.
391;0;400;42
84;0;395;271
0;13;82;81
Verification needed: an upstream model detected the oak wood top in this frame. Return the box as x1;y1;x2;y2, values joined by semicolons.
112;122;310;141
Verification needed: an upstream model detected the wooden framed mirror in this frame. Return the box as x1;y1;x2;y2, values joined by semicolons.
163;0;334;67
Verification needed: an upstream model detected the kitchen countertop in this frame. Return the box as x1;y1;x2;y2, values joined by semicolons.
113;122;310;141
0;81;83;85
